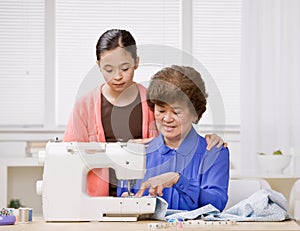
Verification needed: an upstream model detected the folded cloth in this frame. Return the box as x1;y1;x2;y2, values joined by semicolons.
152;189;291;222
150;197;168;220
205;189;291;221
165;204;219;220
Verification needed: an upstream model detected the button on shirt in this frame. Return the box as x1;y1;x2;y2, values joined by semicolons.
117;127;230;211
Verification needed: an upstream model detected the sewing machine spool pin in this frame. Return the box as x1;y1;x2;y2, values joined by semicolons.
127;180;131;195
127;179;137;196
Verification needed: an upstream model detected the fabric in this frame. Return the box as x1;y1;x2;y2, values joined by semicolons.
154;189;291;222
63;82;158;196
206;189;291;221
165;204;219;221
118;127;230;211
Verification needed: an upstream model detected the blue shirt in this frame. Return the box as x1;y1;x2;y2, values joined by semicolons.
117;127;230;211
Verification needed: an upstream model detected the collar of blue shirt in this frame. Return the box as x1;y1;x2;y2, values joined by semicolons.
147;127;203;156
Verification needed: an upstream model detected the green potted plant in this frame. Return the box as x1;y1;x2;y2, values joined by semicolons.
7;199;23;209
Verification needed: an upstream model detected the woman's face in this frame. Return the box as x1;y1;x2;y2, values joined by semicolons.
98;47;139;93
154;101;197;148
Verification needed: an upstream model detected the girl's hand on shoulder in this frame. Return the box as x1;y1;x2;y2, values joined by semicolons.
205;134;227;151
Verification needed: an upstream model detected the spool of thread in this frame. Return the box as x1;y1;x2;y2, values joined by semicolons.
18;208;32;223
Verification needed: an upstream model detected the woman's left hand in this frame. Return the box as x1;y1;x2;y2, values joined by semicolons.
135;172;180;197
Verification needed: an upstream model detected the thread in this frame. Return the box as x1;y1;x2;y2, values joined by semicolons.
18;208;32;223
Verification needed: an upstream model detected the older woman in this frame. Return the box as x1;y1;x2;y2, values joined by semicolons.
118;65;230;211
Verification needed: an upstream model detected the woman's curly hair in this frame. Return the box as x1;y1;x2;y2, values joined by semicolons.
147;65;208;123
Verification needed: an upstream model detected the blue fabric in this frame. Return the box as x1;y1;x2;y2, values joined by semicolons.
117;127;230;211
159;189;291;222
205;189;291;221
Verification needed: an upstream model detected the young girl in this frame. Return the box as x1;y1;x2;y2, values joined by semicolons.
64;29;224;197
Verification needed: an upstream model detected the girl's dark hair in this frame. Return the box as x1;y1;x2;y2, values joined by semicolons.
96;29;137;61
147;65;208;123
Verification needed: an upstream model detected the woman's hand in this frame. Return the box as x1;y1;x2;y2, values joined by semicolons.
135;172;180;197
205;134;227;151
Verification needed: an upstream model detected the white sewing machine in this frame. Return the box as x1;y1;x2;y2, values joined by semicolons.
36;141;156;222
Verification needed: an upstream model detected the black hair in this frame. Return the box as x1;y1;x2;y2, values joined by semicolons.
96;29;137;61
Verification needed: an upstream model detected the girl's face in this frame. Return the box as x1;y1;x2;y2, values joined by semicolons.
98;47;139;93
154;102;197;148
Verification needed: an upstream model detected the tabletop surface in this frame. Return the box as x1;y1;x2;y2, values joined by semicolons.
1;219;300;231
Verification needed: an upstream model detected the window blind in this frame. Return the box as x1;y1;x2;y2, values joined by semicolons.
0;0;241;128
55;0;180;126
193;0;241;126
0;0;45;126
